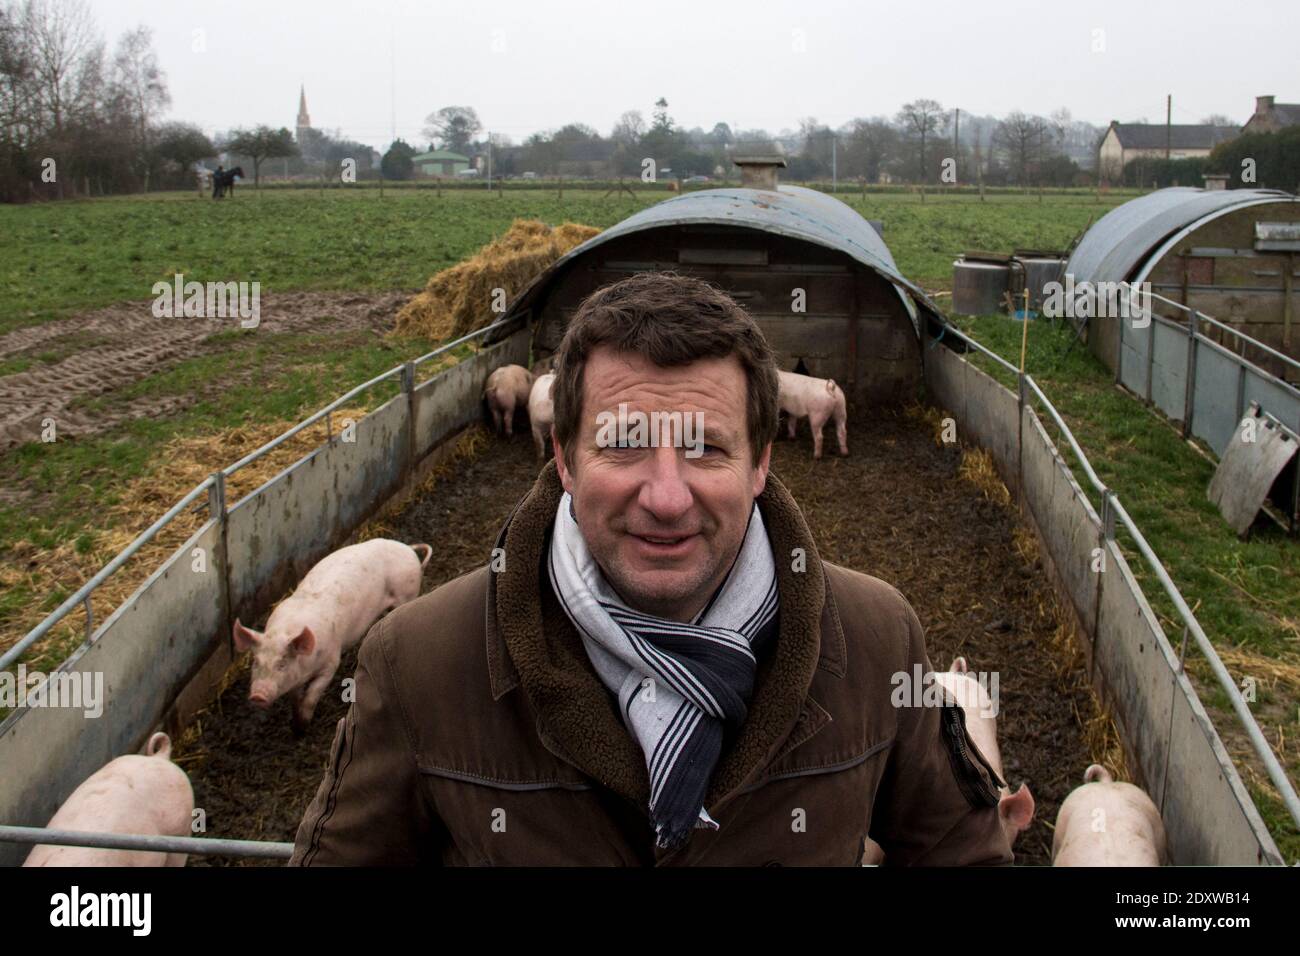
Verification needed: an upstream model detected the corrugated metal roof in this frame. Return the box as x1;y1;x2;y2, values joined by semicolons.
1065;187;1298;284
505;185;945;335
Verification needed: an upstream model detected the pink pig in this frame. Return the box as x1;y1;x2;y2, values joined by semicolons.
1052;765;1166;866
863;657;1035;865
233;538;431;732
483;364;534;437
777;370;848;459
24;733;194;867
529;372;556;461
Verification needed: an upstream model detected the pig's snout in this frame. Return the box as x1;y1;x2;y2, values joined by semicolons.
249;684;275;708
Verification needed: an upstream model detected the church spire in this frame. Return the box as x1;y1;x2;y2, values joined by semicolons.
296;85;311;140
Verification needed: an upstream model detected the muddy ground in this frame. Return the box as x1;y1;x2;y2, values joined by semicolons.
0;290;411;450
178;402;1095;866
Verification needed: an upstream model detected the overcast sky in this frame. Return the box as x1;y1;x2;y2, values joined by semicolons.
92;0;1299;152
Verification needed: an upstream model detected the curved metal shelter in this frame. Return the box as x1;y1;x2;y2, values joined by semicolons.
1066;187;1297;285
1064;187;1300;375
501;184;947;406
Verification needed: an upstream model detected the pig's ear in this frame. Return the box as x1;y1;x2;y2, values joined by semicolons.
999;783;1036;832
232;619;260;651
290;626;317;656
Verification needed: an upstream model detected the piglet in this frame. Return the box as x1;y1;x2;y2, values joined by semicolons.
933;657;1035;849
234;538;432;733
865;657;1034;865
483;364;534;437
1052;764;1166;866
778;370;848;459
529;372;556;461
24;733;194;867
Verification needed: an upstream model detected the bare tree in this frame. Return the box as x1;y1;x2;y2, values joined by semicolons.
23;0;100;136
110;25;167;191
843;117;898;184
994;111;1051;185
610;110;645;145
226;126;298;188
895;98;947;182
422;106;481;154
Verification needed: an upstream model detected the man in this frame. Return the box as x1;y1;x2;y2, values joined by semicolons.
212;165;225;200
290;271;1012;866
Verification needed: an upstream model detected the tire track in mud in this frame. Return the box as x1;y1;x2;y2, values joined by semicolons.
0;291;412;450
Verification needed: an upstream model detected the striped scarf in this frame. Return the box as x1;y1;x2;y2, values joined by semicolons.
547;491;779;850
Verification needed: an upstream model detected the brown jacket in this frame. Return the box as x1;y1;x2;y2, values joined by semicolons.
289;460;1013;866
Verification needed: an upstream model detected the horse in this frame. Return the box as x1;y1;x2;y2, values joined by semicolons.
213;166;244;199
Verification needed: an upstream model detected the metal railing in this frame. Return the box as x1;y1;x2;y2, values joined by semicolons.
937;321;1300;832
1;316;520;675
0;825;293;860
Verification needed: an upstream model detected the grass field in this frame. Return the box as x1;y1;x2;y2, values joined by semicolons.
0;186;1130;335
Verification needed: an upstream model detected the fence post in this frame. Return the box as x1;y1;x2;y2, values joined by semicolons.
1145;313;1156;404
402;361;417;481
208;470;232;640
1017;372;1027;499
1182;310;1198;438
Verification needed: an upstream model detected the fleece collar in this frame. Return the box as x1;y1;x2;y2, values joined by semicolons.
484;458;846;816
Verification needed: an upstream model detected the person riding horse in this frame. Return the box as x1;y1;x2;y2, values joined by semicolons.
212;166;243;199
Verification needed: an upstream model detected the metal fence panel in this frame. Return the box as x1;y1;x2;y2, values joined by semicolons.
1150;321;1189;423
1192;342;1249;456
226;395;409;618
1242;370;1300;438
413;330;530;458
1162;672;1284;865
1118;319;1150;397
0;520;225;867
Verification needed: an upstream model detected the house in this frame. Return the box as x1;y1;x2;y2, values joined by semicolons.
1242;95;1300;135
412;149;471;178
1098;121;1239;183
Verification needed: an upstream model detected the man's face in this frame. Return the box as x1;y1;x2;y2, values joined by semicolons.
553;345;771;624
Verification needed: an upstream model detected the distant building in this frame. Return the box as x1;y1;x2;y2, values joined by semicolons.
1098;121;1239;183
412;149;471;177
1242;95;1300;135
296;85;311;144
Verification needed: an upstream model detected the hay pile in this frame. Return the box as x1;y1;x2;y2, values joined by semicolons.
393;219;600;341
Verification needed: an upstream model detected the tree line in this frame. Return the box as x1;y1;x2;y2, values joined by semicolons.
396;100;1105;187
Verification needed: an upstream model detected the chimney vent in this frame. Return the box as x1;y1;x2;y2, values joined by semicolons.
1256;95;1275;115
732;155;787;191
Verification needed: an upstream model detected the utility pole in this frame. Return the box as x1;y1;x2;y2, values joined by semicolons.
1170;94;1180;161
487;131;493;190
832;131;837;192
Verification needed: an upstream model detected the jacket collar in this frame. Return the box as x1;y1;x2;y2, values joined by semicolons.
485;459;845;813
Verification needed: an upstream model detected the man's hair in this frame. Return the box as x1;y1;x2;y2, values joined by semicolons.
551;270;780;471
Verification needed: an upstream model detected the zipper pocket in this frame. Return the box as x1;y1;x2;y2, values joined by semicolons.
940;701;1003;809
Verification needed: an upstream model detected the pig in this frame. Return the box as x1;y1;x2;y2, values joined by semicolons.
933;657;1035;850
1052;764;1166;867
529;372;556;460
777;370;848;459
483;364;534;437
24;732;194;867
864;656;1034;865
233;538;432;733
